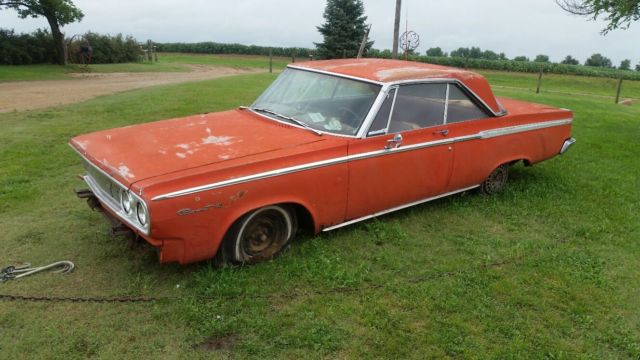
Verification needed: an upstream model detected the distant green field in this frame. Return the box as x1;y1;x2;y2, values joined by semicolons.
159;52;290;69
0;53;288;83
480;69;640;101
1;64;639;358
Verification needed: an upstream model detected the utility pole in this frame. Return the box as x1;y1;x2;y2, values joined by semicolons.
392;0;402;59
357;24;372;59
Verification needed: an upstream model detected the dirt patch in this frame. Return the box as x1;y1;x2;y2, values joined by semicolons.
194;334;238;352
0;65;261;113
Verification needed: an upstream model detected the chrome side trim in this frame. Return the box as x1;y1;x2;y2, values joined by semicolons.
560;137;576;154
322;185;479;232
152;119;572;201
479;119;572;139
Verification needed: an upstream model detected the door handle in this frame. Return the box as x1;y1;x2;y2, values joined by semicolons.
434;129;449;136
385;133;403;149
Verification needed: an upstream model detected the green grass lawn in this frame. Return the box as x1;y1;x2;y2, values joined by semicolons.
1;71;639;358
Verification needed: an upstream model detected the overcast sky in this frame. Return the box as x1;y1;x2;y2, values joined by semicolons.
1;0;638;66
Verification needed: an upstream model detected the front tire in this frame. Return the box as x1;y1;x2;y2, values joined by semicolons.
226;205;297;265
480;164;509;195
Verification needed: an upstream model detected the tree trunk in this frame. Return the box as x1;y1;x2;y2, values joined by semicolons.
45;15;67;65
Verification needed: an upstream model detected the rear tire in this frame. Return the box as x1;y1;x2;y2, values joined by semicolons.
224;205;297;265
480;164;509;195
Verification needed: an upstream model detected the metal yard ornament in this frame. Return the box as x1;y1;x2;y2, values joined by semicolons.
400;30;420;60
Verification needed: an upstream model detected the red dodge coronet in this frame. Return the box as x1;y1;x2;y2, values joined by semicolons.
70;59;575;265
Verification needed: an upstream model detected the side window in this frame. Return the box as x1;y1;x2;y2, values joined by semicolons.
388;84;447;133
367;88;396;136
446;84;489;123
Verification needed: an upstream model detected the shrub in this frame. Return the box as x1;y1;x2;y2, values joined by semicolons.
0;28;142;65
0;28;56;65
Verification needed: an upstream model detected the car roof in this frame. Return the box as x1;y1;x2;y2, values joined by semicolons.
292;58;502;115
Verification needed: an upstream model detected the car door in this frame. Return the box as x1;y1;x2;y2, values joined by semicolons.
345;83;455;220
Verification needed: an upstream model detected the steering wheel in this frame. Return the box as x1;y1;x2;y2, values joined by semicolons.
337;106;360;127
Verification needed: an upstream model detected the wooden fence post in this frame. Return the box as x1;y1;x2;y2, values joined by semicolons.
536;70;543;94
269;48;273;73
615;78;623;104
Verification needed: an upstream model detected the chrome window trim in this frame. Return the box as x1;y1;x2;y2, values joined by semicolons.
257;66;385;139
280;67;506;139
151;118;572;201
385;78;505;117
357;83;393;138
70;144;151;235
383;86;399;134
444;83;451;124
286;65;384;86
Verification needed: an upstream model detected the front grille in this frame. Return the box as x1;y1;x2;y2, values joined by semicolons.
81;159;123;206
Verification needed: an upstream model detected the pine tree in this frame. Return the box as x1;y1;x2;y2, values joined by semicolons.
315;0;373;59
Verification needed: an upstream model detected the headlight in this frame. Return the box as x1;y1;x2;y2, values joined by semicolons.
136;202;148;226
121;190;133;214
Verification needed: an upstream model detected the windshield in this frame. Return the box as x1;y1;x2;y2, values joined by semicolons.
251;68;382;136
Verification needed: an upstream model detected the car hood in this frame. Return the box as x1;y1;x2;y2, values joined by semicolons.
69;109;329;187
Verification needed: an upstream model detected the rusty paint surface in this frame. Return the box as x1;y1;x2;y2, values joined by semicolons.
294;58;503;113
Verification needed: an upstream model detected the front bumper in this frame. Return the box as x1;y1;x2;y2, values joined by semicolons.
560;137;576;155
75;188;185;263
76;188;148;238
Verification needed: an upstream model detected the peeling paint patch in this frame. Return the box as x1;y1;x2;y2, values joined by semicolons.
229;190;248;203
117;165;135;179
374;67;459;81
176;144;190;150
202;134;234;146
75;140;90;150
176;152;187;159
219;155;230;160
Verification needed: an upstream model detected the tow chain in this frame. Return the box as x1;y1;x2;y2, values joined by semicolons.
1;261;75;283
0;258;518;304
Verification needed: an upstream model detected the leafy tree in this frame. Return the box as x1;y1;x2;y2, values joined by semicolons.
315;0;372;59
636;62;640;71
426;47;445;57
534;54;550;62
499;53;507;60
482;50;500;60
0;0;83;65
556;0;640;33
585;53;613;67
450;47;483;59
561;55;580;65
513;56;530;62
619;59;631;70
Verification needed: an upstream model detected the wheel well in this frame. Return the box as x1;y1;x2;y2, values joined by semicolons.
284;203;315;235
509;159;531;167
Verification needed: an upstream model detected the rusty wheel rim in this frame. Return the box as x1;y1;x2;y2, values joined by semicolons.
238;207;291;263
484;165;508;194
